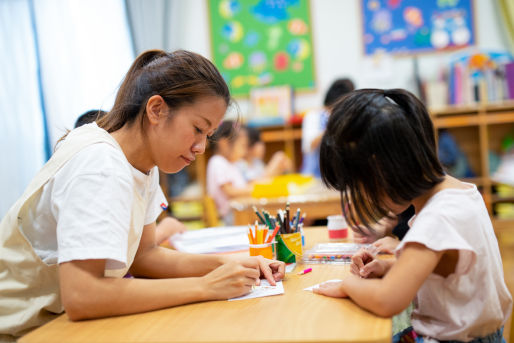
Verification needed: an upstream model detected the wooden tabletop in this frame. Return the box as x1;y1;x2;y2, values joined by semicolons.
20;228;391;343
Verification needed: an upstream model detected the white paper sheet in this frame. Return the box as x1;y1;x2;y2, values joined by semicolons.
229;280;284;301
303;279;342;292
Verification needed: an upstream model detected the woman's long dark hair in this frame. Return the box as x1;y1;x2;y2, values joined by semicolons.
319;88;444;231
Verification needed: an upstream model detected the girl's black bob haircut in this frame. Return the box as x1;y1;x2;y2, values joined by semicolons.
319;88;444;231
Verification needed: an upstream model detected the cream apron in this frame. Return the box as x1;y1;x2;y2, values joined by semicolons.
0;124;146;340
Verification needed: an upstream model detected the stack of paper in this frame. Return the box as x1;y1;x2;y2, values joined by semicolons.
170;226;249;254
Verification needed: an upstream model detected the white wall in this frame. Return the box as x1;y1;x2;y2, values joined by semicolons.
166;0;510;116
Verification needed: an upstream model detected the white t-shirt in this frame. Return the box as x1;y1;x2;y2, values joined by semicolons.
396;183;512;341
206;154;247;217
20;126;167;271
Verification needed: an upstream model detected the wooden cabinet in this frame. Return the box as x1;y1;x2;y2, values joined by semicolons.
430;101;514;222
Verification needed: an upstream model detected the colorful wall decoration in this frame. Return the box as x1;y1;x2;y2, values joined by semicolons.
362;0;475;55
208;0;315;97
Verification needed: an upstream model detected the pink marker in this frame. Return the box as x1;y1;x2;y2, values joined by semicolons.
298;268;312;275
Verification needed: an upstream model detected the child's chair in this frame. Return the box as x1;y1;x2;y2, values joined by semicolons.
202;195;220;227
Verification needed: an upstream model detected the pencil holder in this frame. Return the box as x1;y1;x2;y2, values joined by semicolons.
249;242;275;260
276;232;303;263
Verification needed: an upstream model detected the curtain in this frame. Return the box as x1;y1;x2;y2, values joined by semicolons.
0;0;134;217
498;0;514;55
33;0;134;147
0;0;46;217
125;0;169;54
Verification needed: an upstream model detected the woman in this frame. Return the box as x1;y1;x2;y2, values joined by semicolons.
0;50;285;340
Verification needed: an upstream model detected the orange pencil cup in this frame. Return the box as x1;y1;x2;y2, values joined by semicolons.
249;242;275;259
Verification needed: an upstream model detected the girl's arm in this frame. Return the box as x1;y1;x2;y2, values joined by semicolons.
316;242;443;317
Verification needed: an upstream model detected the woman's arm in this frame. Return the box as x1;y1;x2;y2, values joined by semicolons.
130;223;230;278
59;257;259;321
130;223;285;282
315;242;443;317
59;223;285;320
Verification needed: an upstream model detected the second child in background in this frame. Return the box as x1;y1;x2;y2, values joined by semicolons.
207;120;253;225
237;126;292;182
301;78;354;177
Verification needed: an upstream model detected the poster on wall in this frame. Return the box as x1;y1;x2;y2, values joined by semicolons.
361;0;475;55
208;0;316;97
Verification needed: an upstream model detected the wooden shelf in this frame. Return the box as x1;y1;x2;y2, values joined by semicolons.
431;102;514;218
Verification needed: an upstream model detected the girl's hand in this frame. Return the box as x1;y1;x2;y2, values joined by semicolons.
201;260;261;300
351;258;388;278
372;236;400;254
350;248;391;278
312;280;347;298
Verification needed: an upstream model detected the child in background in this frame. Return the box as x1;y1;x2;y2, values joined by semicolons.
237;126;292;182
301;78;354;177
75;110;186;245
207;120;253;225
316;88;512;342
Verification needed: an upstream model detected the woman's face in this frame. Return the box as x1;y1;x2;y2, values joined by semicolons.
148;96;227;173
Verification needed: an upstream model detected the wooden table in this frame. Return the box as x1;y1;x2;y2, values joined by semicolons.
230;185;342;226
20;228;391;343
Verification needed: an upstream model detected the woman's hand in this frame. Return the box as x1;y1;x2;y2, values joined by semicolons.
233;255;286;286
201;260;261;300
201;256;285;300
312;280;347;298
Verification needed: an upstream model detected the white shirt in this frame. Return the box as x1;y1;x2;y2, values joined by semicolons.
206;154;247;217
396;183;512;341
20;125;167;271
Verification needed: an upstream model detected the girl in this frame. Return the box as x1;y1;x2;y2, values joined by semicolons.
0;50;285;340
315;89;512;342
206;120;253;225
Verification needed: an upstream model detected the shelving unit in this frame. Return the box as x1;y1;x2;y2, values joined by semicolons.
430;101;514;223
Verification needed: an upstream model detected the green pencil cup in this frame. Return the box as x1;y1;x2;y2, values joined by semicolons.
276;232;303;263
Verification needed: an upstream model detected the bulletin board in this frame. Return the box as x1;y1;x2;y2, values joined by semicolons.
207;0;316;97
361;0;475;55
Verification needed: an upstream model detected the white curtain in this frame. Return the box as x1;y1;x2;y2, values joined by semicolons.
33;0;134;146
0;0;46;217
0;0;134;217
